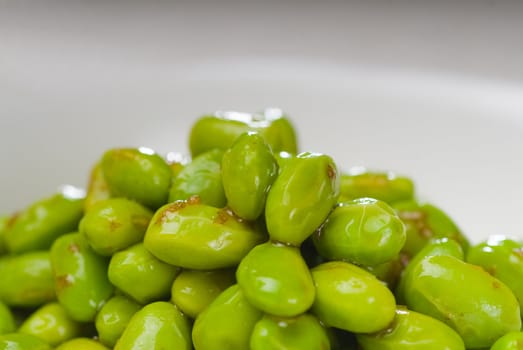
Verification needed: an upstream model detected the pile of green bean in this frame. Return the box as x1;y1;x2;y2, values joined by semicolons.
1;109;522;350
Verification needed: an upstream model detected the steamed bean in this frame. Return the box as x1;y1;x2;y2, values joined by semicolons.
0;333;52;350
0;251;55;307
4;187;84;254
221;132;278;220
356;307;465;350
399;253;521;348
0;302;15;335
192;284;262;349
310;261;396;334
170;268;236;319
393;200;469;257
490;332;523;350
2;110;523;349
313;198;405;266
50;232;114;322
114;301;192;350
250;313;331;350
55;338;110;350
95;295;141;348
101;147;172;209
144;199;266;269
108;243;180;304
265;152;340;245
18;302;82;346
168;148;226;207
79;198;153;256
189;108;297;157
84;162;111;212
236;242;315;317
0;216;8;255
466;235;523;317
339;168;414;204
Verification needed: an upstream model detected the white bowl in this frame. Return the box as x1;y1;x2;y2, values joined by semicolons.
1;1;522;244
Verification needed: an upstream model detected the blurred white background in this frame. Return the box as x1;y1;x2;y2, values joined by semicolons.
1;0;523;241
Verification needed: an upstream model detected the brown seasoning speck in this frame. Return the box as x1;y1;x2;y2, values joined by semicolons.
55;275;73;292
213;209;231;224
513;248;523;259
327;164;336;179
108;218;122;231
156;201;188;224
68;244;80;253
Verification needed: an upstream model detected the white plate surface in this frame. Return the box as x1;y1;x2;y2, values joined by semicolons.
1;1;523;243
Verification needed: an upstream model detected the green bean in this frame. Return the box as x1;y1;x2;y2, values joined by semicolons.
250;313;331;350
0;333;52;350
399;253;521;348
189;108;297;157
79;198;153;256
490;331;523;350
265;152;340;246
0;302;15;335
18;302;82;346
395;237;464;304
84;162;111;212
236;242;315;317
144;199;266;269
108;243;180;304
467;236;523;318
50;232;113;322
170;268;236;319
169;148;226;207
55;338;110;350
3;110;523;349
114;301;192;350
192;284;262;350
310;261;396;333
101;147;172;209
165;151;190;179
313;198;406;266
94;295;141;348
0;216;8;256
221;132;279;220
393;200;469;257
274;150;295;170
356;307;465;350
363;254;404;289
4;186;84;254
0;251;55;308
339;167;414;204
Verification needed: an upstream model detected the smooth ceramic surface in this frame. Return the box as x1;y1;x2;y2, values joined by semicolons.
1;1;522;243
